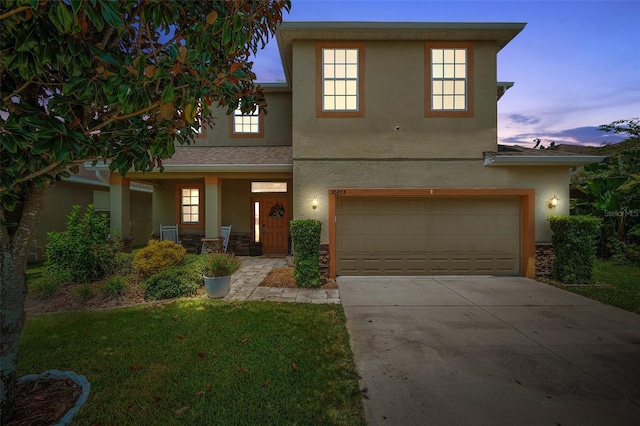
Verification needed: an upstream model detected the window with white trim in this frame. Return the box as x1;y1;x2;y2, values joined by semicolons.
425;42;473;117
322;47;360;112
431;48;467;111
233;106;260;134
180;187;200;224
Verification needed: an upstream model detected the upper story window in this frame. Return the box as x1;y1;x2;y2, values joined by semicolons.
425;42;474;118
316;42;365;118
230;105;264;138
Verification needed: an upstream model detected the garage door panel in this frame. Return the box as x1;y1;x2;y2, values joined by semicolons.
336;196;520;276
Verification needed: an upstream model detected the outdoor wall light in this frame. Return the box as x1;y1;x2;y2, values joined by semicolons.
548;195;559;209
312;197;318;209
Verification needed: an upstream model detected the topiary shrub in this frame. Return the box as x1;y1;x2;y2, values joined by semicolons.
45;205;122;283
132;239;187;278
290;219;322;287
142;261;202;301
548;215;602;284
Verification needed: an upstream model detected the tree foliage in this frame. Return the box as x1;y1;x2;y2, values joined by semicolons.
0;0;290;419
1;0;289;212
571;119;640;259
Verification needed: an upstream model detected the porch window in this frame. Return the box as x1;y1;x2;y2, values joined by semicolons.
425;42;474;117
175;184;203;228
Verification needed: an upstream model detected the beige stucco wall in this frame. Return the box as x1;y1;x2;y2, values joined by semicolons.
198;91;292;147
291;40;498;159
293;160;570;243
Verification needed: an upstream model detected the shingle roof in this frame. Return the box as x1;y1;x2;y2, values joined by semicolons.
163;146;292;166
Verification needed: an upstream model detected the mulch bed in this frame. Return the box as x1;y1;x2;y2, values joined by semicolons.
7;378;81;426
259;267;337;289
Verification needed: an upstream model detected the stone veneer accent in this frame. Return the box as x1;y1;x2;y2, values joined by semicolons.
319;242;329;282
151;232;261;256
536;242;554;278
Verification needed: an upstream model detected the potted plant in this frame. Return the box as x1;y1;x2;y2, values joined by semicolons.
202;253;241;298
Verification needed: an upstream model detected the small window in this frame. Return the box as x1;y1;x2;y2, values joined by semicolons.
316;42;365;118
425;42;474;117
230;106;264;138
251;182;287;193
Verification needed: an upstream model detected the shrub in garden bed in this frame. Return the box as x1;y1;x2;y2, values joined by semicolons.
290;219;322;287
549;215;602;284
45;205;121;283
132;240;186;278
142;255;204;301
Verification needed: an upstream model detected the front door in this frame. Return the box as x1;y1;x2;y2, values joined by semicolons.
252;197;289;255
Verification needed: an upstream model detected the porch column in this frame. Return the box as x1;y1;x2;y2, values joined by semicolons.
109;174;131;237
204;177;221;238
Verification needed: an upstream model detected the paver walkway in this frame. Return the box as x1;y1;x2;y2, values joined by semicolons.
225;256;340;304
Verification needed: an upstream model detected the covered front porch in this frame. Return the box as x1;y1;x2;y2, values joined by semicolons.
90;146;293;254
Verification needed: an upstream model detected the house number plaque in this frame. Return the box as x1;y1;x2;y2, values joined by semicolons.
330;189;347;196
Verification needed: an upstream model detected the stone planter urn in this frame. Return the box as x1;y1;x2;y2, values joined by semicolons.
202;253;241;298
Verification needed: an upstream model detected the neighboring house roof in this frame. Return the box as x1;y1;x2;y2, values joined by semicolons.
276;21;526;88
86;146;293;174
484;145;607;166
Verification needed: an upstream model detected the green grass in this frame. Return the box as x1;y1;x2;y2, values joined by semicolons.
565;260;640;314
18;299;365;425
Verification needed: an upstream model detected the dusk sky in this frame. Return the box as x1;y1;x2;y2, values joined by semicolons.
251;0;640;147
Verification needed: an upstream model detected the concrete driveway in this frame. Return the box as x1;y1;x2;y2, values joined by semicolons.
339;276;640;426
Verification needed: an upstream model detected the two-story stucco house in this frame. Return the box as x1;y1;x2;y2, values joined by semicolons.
89;21;604;279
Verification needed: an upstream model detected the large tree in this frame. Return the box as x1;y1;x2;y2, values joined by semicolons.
0;0;290;420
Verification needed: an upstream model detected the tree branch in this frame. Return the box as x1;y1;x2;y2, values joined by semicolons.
2;80;33;103
0;6;29;21
85;101;161;134
0;159;100;193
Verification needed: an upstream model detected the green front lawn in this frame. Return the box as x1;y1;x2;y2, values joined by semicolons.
565;260;640;314
18;299;365;425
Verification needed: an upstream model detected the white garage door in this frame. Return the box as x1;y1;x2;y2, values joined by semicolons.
336;197;521;275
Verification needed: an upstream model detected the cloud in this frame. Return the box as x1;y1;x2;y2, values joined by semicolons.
500;126;627;147
507;114;541;126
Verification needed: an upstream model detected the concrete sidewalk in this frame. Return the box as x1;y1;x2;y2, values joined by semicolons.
339;276;640;426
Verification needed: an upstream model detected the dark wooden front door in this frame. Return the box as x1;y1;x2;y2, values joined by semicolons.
252;197;289;255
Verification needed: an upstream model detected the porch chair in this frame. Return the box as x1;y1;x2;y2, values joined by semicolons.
159;224;181;244
220;225;232;253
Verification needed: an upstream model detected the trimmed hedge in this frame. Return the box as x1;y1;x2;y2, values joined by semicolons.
290;219;322;287
549;215;602;284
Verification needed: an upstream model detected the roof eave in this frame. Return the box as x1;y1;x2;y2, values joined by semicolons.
276;21;526;88
483;155;607;166
497;82;514;101
84;162;293;174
